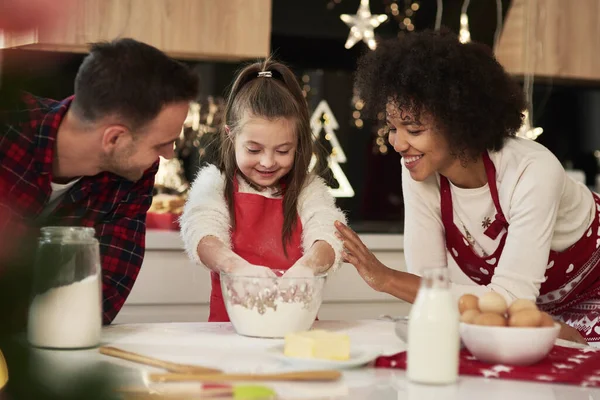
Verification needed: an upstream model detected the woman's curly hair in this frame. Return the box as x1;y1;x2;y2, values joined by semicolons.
355;29;526;161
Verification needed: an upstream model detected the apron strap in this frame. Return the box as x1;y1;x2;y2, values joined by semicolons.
482;152;508;240
439;175;454;228
439;152;508;240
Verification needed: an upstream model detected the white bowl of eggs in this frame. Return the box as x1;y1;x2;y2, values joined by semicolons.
458;292;560;366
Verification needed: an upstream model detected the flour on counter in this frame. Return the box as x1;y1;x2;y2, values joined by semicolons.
28;275;102;349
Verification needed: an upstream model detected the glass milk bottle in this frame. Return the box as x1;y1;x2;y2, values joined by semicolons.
28;227;102;349
407;267;459;384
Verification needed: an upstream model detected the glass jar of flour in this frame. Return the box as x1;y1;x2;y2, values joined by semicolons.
28;227;102;349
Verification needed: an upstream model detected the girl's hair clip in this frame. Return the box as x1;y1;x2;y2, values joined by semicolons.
258;71;272;78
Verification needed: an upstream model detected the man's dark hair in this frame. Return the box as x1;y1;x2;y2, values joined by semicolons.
72;38;199;129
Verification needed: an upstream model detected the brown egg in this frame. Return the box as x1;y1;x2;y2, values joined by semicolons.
458;294;480;314
508;309;543;327
539;312;556;327
473;312;507;327
460;309;480;324
478;292;508;315
508;299;538;316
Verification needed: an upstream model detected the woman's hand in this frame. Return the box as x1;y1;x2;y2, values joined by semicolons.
558;322;588;345
335;221;391;292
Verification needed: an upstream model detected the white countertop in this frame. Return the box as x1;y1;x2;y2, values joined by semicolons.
146;230;404;251
31;320;600;399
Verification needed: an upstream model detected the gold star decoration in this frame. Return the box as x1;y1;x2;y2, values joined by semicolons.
340;0;388;50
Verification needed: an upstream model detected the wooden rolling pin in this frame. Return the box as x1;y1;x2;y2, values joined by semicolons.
116;386;232;400
99;346;222;375
149;370;342;383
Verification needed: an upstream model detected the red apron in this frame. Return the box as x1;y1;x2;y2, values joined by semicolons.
441;152;600;342
208;177;304;322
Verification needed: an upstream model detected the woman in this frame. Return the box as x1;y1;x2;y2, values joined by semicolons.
336;30;599;345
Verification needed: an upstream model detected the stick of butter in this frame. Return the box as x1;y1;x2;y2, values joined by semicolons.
284;330;351;361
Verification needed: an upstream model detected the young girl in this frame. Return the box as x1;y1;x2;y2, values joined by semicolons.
180;59;346;322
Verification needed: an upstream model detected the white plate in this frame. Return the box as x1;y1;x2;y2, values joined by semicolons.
267;346;379;369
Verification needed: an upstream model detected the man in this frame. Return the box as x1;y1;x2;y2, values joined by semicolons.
0;38;199;324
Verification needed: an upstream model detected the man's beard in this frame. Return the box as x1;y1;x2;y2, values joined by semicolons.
101;150;143;182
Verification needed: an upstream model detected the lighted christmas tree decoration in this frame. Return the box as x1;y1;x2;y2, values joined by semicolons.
309;100;355;198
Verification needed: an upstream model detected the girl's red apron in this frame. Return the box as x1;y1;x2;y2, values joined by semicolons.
208;178;303;322
441;152;600;342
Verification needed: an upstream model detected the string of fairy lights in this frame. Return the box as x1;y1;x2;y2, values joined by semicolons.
328;0;420;37
335;0;541;155
156;0;543;196
301;73;313;99
329;0;422;154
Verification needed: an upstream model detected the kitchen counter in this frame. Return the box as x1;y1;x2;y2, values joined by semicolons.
32;320;600;399
116;231;409;324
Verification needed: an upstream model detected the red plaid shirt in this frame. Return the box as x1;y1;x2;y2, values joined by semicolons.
0;93;158;324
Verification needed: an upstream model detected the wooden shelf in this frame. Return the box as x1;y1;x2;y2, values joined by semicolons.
495;0;600;82
0;0;272;61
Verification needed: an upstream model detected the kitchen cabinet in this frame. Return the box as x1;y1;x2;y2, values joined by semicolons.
495;0;600;82
0;0;272;61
